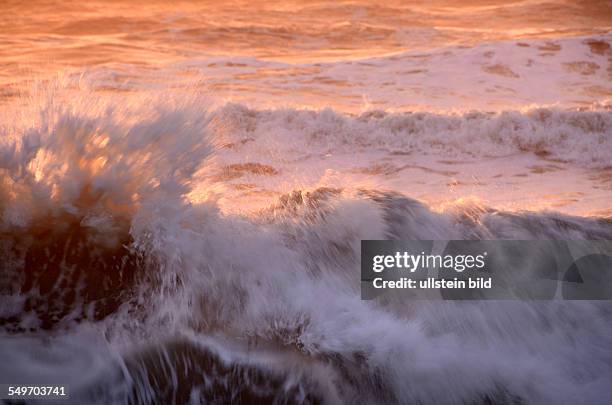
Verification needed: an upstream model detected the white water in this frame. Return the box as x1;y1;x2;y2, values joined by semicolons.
1;1;611;403
1;87;611;404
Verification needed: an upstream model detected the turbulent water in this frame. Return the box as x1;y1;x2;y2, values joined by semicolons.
1;1;612;404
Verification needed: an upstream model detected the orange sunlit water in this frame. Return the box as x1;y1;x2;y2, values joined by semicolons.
1;1;610;75
1;0;610;216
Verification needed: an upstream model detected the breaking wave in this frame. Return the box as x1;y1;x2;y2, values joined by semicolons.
1;87;612;404
213;103;612;169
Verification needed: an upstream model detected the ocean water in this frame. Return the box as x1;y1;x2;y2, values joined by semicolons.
1;1;611;404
